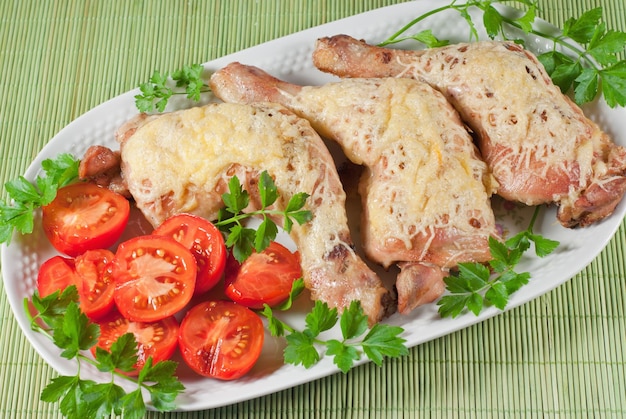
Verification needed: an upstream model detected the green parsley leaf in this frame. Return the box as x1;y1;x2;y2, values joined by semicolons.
306;301;338;336
575;68;600;109
483;5;504;39
118;389;147;419
261;300;408;372
284;330;319;368
439;207;559;318
361;324;408;366
409;29;450;48
326;339;359;373
215;171;312;262
172;64;206;102
258;171;279;208
339;301;369;340
221;176;249;214
601;61;626;108
255;217;278;252
261;304;288;337
562;7;603;44
135;65;210;112
81;381;126;418
275;278;306;311
225;224;257;262
138;358;185;412
587;28;626;66
53;301;99;359
514;5;537;34
0;153;80;244
94;333;139;373
551;61;584;94
29;287;80;331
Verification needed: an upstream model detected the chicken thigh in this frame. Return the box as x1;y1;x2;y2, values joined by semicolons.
116;102;394;324
313;35;626;227
210;64;499;313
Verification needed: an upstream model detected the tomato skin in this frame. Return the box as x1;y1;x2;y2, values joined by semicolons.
224;241;302;309
74;249;116;320
91;311;179;375
112;235;197;322
42;182;130;257
37;255;78;297
153;213;226;295
37;250;116;320
178;300;264;380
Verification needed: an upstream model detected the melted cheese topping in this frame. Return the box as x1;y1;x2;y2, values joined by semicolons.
121;102;348;260
283;78;497;266
399;41;607;206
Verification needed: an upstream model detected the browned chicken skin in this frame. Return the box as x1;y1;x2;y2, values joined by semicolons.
210;64;499;314
115;102;394;324
313;35;626;227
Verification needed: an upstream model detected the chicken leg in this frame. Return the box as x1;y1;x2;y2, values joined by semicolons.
312;35;626;227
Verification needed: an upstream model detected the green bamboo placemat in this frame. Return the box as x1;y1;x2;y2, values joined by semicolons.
1;0;625;417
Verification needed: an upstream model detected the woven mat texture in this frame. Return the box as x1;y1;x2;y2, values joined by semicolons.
1;0;625;417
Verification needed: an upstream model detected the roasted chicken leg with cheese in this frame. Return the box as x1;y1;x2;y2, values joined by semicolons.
210;64;499;313
115;102;394;324
312;35;626;227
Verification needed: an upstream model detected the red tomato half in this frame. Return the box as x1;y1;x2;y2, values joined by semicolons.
224;241;302;309
154;213;226;295
37;255;78;297
91;311;179;375
37;250;116;320
112;235;196;322
74;249;116;320
42;182;130;257
178;300;264;380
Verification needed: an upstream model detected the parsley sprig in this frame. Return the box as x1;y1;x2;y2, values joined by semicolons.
25;286;184;418
437;207;559;318
215;171;312;262
135;64;211;112
380;1;626;108
0;153;79;245
261;300;408;373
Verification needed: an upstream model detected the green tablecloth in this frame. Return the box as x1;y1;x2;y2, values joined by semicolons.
1;0;625;417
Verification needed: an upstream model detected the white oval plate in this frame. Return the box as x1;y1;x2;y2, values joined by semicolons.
3;0;626;412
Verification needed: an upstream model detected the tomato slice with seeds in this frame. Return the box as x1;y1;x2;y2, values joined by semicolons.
91;311;179;375
153;213;226;295
224;241;302;309
42;182;130;257
37;250;116;320
178;300;264;380
112;235;196;322
37;255;78;297
74;249;116;320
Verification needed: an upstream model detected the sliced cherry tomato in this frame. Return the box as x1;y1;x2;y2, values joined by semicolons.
37;255;78;297
42;182;130;257
178;300;264;380
224;241;301;309
74;249;116;320
112;235;196;322
91;311;179;375
37;250;116;320
153;213;226;295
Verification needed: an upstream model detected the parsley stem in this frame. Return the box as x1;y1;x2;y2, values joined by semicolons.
527;205;541;232
378;3;455;46
214;209;289;227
